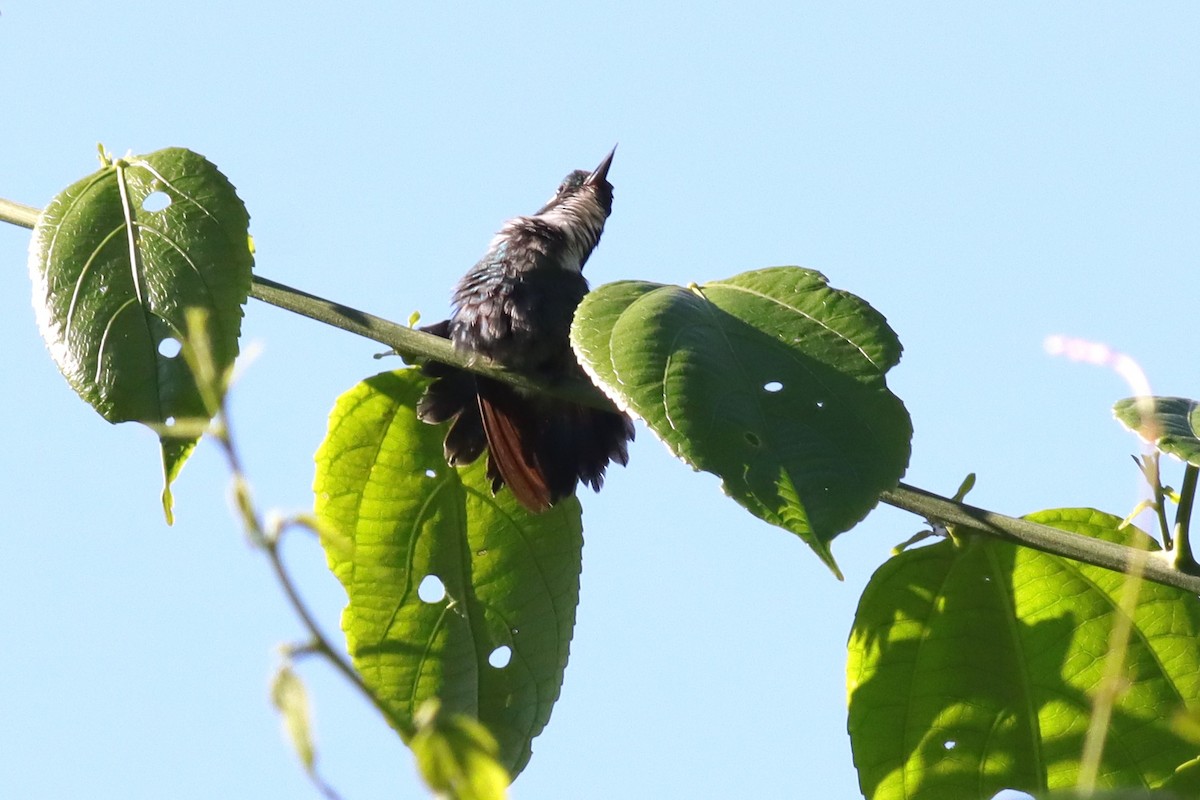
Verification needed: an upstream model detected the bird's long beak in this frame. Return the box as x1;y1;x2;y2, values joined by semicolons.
586;145;617;186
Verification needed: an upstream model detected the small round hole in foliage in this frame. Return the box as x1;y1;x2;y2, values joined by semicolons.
488;646;512;668
942;739;956;750
763;381;783;393
158;338;182;358
424;468;437;478
142;191;172;212
417;574;445;603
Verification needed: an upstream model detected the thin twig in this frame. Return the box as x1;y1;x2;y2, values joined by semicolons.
0;197;39;228
2;196;614;410
172;311;415;791
208;399;415;739
1147;454;1173;549
6;195;1200;594
250;276;616;411
880;483;1200;593
264;526;415;740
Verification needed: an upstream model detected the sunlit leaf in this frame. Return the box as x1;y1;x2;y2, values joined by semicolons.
848;508;1200;799
313;369;581;776
412;699;510;800
1113;396;1200;466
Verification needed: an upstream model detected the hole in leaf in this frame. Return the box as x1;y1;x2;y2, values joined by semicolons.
943;740;956;750
815;399;825;410
142;191;172;212
744;432;761;447
488;646;512;668
158;338;182;358
163;416;176;426
763;381;783;393
424;468;437;478
417;575;445;603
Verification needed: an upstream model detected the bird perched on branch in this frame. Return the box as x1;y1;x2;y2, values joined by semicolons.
417;148;634;512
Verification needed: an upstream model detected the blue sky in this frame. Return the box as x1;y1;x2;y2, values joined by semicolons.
2;3;1197;798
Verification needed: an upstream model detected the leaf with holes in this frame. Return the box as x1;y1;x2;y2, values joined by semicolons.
314;369;582;776
1113;396;1200;466
847;508;1200;800
28;147;253;521
572;266;911;576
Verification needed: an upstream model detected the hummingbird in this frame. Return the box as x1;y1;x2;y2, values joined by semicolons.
417;147;634;512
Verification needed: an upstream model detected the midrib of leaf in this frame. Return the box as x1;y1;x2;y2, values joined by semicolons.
900;556;957;798
1066;555;1186;708
408;601;455;720
984;541;1047;792
712;281;884;369
64;224;122;350
94;298;137;385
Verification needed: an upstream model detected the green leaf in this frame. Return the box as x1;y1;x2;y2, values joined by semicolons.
848;508;1200;799
1162;756;1200;796
1114;397;1200;466
1037;791;1187;799
572;266;911;576
28;147;253;522
313;369;582;776
270;663;317;774
412;700;510;800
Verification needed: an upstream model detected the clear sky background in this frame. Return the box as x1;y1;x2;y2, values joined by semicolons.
2;4;1197;799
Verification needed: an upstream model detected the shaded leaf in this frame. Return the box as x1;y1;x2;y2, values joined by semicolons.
28;148;253;520
572;266;910;576
1113;397;1200;466
313;369;581;776
1161;757;1200;796
848;508;1200;799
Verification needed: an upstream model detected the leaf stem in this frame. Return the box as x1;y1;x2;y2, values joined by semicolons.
0;197;39;228
881;483;1200;594
265;523;416;741
3;195;614;412
208;400;416;740
5;195;1199;594
172;310;418;748
1173;464;1198;572
1147;454;1173;549
250;276;616;411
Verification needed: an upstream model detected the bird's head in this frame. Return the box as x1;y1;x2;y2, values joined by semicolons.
536;146;616;218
